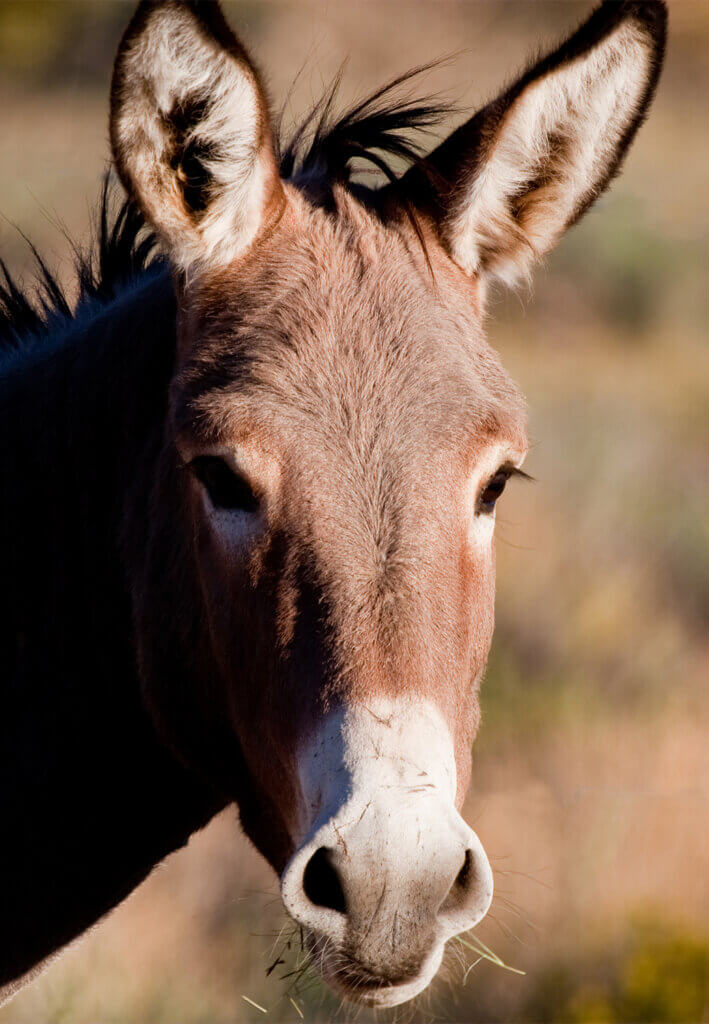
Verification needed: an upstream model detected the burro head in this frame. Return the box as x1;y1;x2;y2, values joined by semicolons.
111;0;665;1006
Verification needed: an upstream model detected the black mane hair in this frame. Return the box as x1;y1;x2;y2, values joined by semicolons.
0;178;160;354
0;67;451;357
278;63;451;202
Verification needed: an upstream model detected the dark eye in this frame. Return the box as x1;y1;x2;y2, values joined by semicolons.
190;456;259;513
478;470;510;514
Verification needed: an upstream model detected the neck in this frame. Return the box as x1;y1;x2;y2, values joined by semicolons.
0;270;225;993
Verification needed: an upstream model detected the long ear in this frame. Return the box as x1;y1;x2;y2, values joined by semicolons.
110;0;283;273
401;1;667;286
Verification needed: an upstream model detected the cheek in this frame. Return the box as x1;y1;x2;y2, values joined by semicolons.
191;507;275;719
448;535;497;806
191;484;272;624
192;509;307;782
193;517;245;634
462;518;497;675
470;556;496;673
468;509;496;552
449;681;481;808
454;742;475;808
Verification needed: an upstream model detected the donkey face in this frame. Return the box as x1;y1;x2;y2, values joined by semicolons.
112;0;665;1007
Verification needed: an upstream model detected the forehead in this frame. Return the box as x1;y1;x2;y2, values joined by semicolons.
174;188;527;459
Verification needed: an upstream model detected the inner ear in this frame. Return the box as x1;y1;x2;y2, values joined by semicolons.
397;0;667;286
167;96;217;215
110;0;283;272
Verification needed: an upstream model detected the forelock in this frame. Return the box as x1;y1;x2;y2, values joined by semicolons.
174;187;525;450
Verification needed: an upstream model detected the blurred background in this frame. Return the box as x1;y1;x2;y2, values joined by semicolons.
0;1;707;1021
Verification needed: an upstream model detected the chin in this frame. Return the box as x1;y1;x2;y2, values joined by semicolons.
310;934;445;1008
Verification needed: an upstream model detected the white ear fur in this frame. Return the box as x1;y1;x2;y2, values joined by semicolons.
110;1;281;273
412;1;666;286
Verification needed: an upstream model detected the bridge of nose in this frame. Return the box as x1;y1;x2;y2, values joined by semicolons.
296;700;460;830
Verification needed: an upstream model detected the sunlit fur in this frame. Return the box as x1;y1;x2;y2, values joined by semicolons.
448;20;657;283
110;1;282;272
0;0;666;1009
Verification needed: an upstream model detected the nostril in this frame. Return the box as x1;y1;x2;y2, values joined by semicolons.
455;849;474;892
302;847;347;915
440;846;488;923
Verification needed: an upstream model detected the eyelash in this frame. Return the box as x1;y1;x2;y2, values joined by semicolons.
477;466;529;515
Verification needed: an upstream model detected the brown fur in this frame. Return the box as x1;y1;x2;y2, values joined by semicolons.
128;185;527;864
116;0;665;881
0;0;666;1003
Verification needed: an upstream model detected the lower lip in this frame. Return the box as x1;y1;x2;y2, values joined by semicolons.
326;951;444;1007
340;977;431;1008
303;927;444;1007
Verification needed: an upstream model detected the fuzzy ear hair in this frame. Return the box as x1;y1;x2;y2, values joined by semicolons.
110;0;283;273
402;1;667;286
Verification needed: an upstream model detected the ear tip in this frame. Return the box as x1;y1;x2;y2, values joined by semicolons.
117;0;230;41
599;0;668;49
623;1;668;34
132;0;202;13
118;0;253;77
110;0;245;102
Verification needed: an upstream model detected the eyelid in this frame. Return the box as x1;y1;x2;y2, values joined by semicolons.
189;452;248;479
492;462;533;483
480;464;512;491
182;444;283;514
192;447;248;475
184;447;262;493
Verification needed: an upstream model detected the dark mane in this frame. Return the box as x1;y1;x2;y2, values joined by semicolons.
0;177;160;355
0;67;451;356
278;63;451;200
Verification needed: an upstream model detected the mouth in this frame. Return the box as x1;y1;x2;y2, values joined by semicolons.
305;931;445;1007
